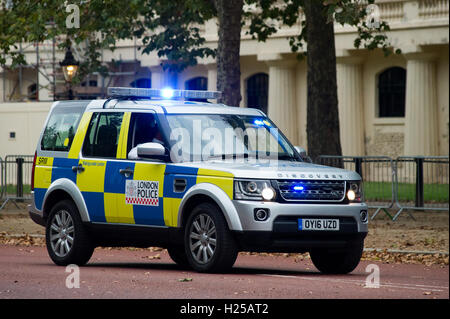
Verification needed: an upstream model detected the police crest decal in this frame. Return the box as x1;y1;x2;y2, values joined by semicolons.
125;180;159;206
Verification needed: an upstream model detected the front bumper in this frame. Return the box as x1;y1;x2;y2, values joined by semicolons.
231;200;368;252
232;200;368;232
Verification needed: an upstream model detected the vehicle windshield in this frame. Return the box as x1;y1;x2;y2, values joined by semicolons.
165;114;300;163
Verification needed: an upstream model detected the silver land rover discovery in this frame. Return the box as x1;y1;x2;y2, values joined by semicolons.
29;87;368;273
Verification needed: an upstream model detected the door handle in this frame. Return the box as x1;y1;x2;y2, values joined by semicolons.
119;168;134;178
72;164;85;173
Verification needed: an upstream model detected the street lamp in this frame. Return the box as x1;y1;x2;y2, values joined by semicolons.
59;47;79;100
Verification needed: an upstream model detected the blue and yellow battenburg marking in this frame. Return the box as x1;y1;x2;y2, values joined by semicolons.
33;110;234;228
34;159;234;228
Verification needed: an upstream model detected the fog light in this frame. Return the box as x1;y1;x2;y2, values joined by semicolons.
347;190;356;201
254;209;269;221
360;210;368;223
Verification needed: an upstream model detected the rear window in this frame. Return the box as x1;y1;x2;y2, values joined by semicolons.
41;105;85;152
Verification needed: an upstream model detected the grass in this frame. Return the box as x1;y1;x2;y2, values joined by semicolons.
2;182;448;204
364;181;449;203
4;184;31;195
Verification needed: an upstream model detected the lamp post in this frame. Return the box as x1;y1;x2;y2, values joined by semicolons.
59;47;79;100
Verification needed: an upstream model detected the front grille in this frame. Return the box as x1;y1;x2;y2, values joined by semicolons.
276;180;346;202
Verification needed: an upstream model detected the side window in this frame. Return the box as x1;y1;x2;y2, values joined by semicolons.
41;106;84;152
82;112;124;158
127;113;165;157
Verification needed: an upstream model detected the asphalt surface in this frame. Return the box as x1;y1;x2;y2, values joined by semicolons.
0;245;448;299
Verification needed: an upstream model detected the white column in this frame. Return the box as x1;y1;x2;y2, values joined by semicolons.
206;64;217;91
336;58;365;156
150;66;165;89
38;66;52;101
0;66;5;102
267;60;298;145
404;53;439;156
295;61;308;150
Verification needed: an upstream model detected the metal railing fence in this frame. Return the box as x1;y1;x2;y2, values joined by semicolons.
0;155;34;211
317;156;396;219
316;155;449;221
393;156;449;220
0;153;448;221
0;157;4;200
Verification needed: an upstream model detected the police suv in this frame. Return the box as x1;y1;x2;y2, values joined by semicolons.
29;87;368;273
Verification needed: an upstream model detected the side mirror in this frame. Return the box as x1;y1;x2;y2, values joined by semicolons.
295;146;312;163
137;142;166;159
294;146;307;158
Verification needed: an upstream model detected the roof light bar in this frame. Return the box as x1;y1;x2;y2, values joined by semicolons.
107;87;222;100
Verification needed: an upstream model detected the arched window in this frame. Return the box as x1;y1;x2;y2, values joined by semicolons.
378;67;406;117
130;78;152;88
246;73;268;114
185;77;207;91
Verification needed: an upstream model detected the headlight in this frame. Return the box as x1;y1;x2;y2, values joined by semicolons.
234;180;276;201
347;181;363;202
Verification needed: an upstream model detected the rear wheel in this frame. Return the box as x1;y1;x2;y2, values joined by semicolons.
45;200;94;266
309;239;364;274
184;202;238;273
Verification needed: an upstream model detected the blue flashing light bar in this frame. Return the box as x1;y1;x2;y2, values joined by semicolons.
293;185;304;191
253;119;265;126
107;87;222;100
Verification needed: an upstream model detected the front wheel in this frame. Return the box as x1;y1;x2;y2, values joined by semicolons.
167;245;191;268
45;200;94;266
184;202;238;273
309;240;364;274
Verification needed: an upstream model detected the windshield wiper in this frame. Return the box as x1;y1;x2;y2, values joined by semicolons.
205;153;250;160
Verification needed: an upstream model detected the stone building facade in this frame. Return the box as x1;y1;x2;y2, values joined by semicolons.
0;0;448;158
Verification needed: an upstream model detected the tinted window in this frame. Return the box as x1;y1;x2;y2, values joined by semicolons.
127;113;165;156
378;67;406;117
82;112;124;158
41;106;84;152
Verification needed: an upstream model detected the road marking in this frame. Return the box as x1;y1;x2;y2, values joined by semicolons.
261;274;449;292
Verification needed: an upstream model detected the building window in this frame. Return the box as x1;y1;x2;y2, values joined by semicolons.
185;77;207;91
378;67;406;117
130;78;152;88
246;73;268;114
27;83;37;101
185;77;208;101
81;80;98;87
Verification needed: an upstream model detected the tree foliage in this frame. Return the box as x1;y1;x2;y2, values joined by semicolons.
244;0;400;58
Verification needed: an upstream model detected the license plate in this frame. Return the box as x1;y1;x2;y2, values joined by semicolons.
298;218;339;231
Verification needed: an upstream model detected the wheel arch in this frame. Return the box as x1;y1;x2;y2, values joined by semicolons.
42;178;90;222
177;183;243;231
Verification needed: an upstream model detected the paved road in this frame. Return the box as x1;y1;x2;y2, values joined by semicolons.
0;245;448;299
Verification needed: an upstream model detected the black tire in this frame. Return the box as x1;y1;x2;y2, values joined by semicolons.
184;202;238;273
309;240;364;274
167;245;191;268
45;200;94;266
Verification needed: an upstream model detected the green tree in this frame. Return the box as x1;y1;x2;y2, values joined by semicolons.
0;0;397;158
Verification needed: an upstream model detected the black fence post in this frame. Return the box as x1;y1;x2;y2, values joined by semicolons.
16;157;24;201
415;157;424;208
354;157;363;181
